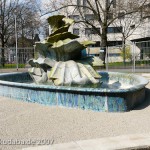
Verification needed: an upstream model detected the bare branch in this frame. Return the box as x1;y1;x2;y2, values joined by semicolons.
40;4;95;17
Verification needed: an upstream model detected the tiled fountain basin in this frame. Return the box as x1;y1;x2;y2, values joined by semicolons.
0;72;148;112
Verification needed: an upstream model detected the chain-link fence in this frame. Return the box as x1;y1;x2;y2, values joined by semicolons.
0;41;149;73
0;47;34;69
106;45;132;72
133;41;150;72
88;41;150;73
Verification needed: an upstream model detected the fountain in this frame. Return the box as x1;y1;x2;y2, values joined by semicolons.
0;15;148;112
28;15;103;87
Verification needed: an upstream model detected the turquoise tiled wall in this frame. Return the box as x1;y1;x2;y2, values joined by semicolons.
0;72;147;112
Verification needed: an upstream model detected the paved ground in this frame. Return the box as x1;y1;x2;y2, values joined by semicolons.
0;68;28;73
0;72;149;150
0;68;149;73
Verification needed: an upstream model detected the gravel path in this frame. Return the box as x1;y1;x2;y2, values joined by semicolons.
0;82;149;150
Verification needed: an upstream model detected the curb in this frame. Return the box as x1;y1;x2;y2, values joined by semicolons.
22;133;150;150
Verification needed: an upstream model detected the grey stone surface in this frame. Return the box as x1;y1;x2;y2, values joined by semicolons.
28;15;102;86
0;73;149;150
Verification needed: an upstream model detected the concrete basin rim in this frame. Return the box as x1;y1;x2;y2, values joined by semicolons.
0;71;148;94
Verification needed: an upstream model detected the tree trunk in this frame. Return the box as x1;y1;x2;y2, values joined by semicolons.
123;40;126;66
100;26;108;68
1;40;5;67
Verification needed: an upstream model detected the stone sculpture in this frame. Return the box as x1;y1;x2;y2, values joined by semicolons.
28;15;103;86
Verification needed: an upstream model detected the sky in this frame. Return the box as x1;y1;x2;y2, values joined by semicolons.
34;0;52;40
34;0;61;40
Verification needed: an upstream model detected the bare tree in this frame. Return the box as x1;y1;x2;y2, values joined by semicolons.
0;0;19;66
112;13;142;65
0;0;41;66
15;3;41;47
40;0;149;67
0;0;40;66
112;2;150;65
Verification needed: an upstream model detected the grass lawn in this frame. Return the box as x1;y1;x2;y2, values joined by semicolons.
109;60;150;67
0;64;25;68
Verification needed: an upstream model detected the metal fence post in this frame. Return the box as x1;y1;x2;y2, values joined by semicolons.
14;13;18;71
106;47;108;71
133;42;136;73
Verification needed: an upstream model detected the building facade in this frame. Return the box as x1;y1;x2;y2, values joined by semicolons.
62;0;150;47
59;0;150;62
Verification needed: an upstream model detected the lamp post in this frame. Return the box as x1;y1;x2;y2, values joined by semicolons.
87;33;92;56
14;11;18;71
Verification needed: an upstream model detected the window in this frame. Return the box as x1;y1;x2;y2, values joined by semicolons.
93;41;100;47
107;27;113;33
85;28;100;35
118;12;125;19
69;15;80;21
141;3;150;19
107;0;116;8
85;14;95;20
85;28;92;35
107;27;122;33
108;41;122;46
107;0;111;4
73;28;79;35
83;0;87;12
92;28;100;34
109;53;120;57
83;0;87;6
112;0;116;8
77;0;81;6
108;13;113;19
130;25;135;29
